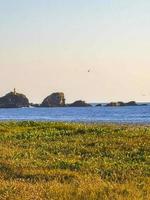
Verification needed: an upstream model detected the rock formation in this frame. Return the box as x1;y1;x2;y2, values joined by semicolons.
69;100;92;107
41;92;65;107
30;103;41;107
0;91;29;108
106;102;125;107
125;101;137;106
106;101;138;107
96;103;102;107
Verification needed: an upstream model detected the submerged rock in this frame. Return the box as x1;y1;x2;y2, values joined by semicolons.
30;103;41;107
0;91;29;108
69;100;92;107
41;92;65;107
140;103;147;106
96;103;102;107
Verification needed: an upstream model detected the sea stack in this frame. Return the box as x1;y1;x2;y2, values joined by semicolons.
41;92;65;107
0;89;29;108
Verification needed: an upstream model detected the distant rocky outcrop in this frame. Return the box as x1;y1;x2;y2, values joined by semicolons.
0;91;29;108
125;101;137;106
69;100;92;107
106;101;125;107
96;103;102;107
0;88;147;109
41;92;65;107
30;103;41;107
105;101;138;107
140;103;148;106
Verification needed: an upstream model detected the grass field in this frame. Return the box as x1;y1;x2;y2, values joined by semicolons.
0;121;150;200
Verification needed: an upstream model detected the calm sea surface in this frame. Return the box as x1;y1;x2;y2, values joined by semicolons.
0;104;150;123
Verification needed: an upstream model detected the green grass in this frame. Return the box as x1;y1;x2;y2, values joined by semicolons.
0;121;150;199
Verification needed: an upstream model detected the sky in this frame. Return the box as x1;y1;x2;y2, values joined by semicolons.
0;0;150;103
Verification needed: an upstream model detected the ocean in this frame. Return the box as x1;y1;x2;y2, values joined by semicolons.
0;104;150;123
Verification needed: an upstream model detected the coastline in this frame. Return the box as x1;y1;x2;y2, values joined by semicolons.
1;120;150;126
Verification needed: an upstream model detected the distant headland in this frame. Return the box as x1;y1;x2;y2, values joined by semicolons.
0;89;147;108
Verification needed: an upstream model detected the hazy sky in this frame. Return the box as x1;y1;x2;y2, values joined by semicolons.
0;0;150;103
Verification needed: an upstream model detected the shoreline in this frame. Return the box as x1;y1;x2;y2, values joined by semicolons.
0;120;150;125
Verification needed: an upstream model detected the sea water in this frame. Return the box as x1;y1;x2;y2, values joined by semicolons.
0;104;150;123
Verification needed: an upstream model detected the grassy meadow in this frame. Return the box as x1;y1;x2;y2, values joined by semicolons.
0;121;150;200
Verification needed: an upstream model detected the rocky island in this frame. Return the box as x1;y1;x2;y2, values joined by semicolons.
41;92;65;107
0;89;29;108
105;101;138;107
69;100;92;107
